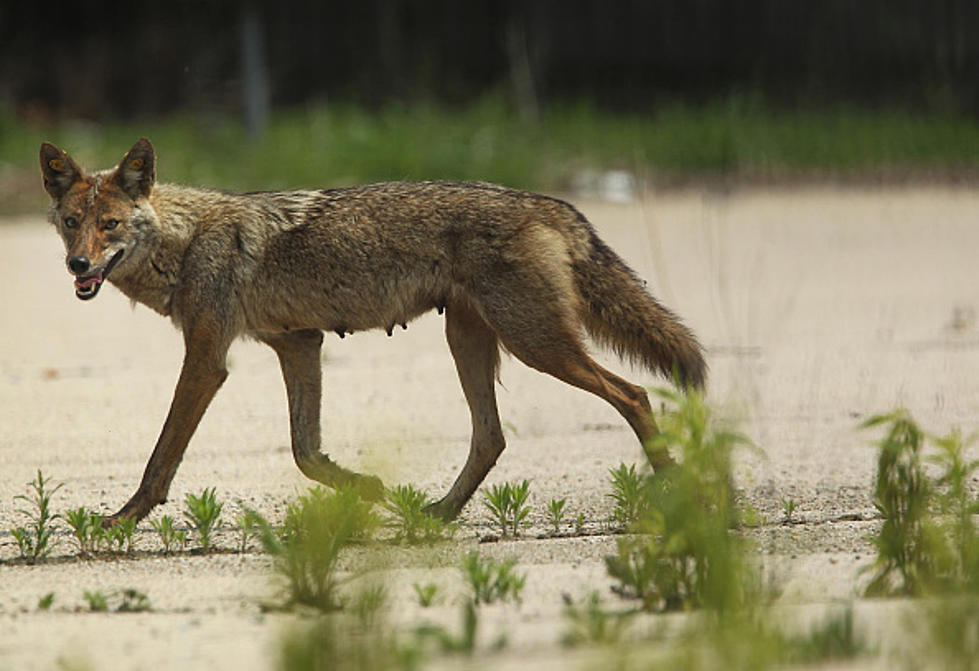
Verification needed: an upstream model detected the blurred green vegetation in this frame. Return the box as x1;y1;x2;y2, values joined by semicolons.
6;96;979;214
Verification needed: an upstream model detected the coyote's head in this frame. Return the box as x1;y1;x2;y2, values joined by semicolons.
39;138;156;300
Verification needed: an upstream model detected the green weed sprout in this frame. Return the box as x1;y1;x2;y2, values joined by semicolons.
10;469;63;563
150;515;186;554
82;588;151;613
607;463;646;530
82;590;109;612
780;498;797;524
928;427;979;589
64;507;101;556
482;480;531;537
414;600;480;656
254;485;380;611
461;552;526;605
862;410;942;596
546;498;567;535
184;487;224;552
561;591;634;647
413;582;440;608
236;508;262;554
863;411;979;596
782;605;869;664
605;388;757;613
106;517;137;554
383;484;455;543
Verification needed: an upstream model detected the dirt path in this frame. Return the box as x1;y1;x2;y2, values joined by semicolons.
1;187;977;669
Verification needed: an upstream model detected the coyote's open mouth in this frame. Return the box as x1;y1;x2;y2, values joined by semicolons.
74;250;124;301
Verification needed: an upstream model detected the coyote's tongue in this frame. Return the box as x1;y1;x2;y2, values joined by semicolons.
75;273;103;290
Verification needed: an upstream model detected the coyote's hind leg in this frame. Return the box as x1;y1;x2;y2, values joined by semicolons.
472;271;674;472
262;329;384;500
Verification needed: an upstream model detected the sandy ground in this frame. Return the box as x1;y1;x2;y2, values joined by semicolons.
1;187;977;669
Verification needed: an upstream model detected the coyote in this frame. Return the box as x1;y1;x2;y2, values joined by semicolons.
39;137;706;523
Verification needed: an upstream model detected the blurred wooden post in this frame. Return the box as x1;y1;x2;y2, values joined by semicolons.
241;5;270;143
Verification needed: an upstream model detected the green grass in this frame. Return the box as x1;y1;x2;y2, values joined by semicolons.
859;410;979;597
9;470;62;563
64;507;101;556
150;515;186;554
253;485;380;612
607;463;647;531
481;480;531;538
8;97;979;214
460;552;526;605
605;389;758;613
382;484;456;544
545;497;567;535
183;487;224;553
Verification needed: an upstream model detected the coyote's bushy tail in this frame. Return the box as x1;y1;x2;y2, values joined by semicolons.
573;231;707;390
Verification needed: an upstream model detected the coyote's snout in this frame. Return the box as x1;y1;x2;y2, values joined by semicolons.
40;137;706;523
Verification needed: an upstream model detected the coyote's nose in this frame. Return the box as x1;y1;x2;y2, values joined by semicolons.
68;256;90;275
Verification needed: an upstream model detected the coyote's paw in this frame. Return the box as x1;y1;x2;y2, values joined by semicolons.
422;499;461;523
352;473;385;502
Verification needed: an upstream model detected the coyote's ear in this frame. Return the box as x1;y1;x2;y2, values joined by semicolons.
40;142;84;200
112;137;156;200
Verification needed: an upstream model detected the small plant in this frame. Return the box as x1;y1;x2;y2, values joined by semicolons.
106;517;137;554
782;604;869;664
461;552;526;605
383;484;455;543
38;592;55;611
607;463;646;530
350;583;387;629
236;508;261;554
116;588;152;613
862;410;941;596
414;600;480;655
561;591;634;647
277;607;417;670
482;480;531;537
150;515;186;554
928;427;979;590
82;590;109;612
81;588;151;613
9;469;63;563
863;411;979;597
574;512;585;535
64;507;102;556
605;389;757;613
254;485;380;611
545;498;567;535
184;487;224;552
780;498;797;524
413;582;440;608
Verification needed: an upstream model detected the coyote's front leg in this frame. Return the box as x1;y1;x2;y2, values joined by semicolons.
262;329;384;499
108;324;230;523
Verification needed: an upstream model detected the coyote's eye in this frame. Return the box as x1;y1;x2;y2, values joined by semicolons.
63;216;78;229
103;219;120;231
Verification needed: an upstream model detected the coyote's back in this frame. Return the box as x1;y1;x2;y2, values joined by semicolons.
241;180;706;389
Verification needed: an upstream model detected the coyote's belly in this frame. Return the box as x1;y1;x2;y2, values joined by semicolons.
242;233;454;336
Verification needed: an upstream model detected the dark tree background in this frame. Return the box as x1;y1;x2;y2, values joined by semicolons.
3;1;978;121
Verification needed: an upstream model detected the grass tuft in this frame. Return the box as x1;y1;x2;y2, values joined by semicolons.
183;487;224;553
482;480;531;537
10;469;62;563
